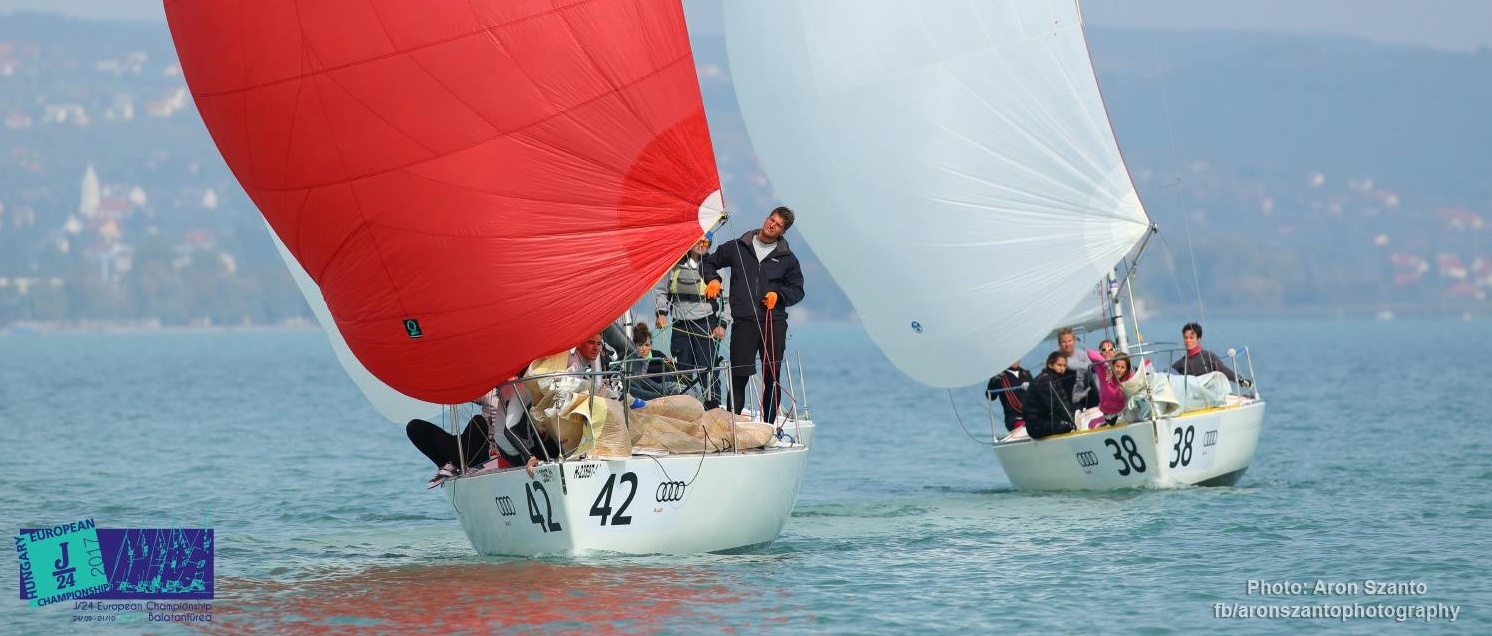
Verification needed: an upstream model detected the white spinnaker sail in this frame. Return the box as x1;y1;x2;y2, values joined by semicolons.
268;223;441;424
724;0;1149;387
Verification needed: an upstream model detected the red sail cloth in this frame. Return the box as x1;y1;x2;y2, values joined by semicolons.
166;0;721;403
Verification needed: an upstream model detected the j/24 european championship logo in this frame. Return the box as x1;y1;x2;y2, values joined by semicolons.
16;518;214;608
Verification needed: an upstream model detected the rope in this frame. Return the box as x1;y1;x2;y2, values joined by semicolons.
1097;281;1117;344
1152;35;1209;331
762;304;781;432
1156;232;1191;320
640;436;711;488
667;216;804;426
1124;264;1148;346
947;389;994;444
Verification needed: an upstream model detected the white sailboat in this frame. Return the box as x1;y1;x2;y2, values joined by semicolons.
722;0;1263;489
167;0;811;554
445;425;810;555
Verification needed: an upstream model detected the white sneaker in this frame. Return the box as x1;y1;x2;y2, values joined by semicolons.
425;463;456;489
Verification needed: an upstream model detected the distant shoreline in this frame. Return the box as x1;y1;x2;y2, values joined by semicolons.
6;303;1485;337
3;319;320;335
1142;302;1489;322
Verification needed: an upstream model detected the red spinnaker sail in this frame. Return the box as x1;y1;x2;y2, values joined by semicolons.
166;0;722;404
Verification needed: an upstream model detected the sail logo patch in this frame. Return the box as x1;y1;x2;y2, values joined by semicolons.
404;319;423;339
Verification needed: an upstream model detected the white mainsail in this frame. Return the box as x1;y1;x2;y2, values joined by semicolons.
723;0;1149;387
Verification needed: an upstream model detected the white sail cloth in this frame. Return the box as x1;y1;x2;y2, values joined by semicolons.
724;0;1150;387
1125;371;1233;421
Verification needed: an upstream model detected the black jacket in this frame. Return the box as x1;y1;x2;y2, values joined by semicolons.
986;367;1033;431
1024;368;1076;439
701;229;805;321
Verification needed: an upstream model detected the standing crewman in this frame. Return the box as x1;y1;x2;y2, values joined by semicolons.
655;235;727;408
702;206;805;425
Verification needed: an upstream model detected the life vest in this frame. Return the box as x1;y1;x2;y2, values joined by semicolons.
667;261;705;301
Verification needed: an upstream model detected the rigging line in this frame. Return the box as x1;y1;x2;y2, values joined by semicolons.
947;389;994;445
766;329;793;413
1151;34;1208;328
1155;231;1190;319
762;305;781;428
1092;281;1115;343
642;437;710;488
778;352;801;417
1122;254;1150;346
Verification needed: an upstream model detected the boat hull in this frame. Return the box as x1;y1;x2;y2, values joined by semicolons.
443;440;810;556
992;400;1265;490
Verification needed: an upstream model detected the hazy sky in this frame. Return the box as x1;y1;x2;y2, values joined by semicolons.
2;0;1490;52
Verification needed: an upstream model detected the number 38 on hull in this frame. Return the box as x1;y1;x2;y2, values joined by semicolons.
445;444;810;556
992;399;1265;491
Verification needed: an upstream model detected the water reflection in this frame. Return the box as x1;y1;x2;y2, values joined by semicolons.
202;560;771;634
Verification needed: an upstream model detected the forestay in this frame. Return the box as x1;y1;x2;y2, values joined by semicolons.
724;0;1149;387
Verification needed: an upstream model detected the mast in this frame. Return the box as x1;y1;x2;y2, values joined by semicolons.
1108;270;1129;353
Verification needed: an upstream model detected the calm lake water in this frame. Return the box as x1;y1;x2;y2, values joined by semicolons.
2;319;1488;633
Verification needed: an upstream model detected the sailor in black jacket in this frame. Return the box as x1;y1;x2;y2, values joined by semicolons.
1024;352;1077;439
701;206;805;424
986;360;1033;432
1171;322;1238;382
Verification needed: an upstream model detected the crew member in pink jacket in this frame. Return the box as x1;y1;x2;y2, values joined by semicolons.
1086;340;1133;427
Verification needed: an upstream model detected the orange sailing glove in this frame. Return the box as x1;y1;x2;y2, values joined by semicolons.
705;280;721;299
763;291;778;309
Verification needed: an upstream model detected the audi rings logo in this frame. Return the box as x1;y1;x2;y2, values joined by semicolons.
1076;451;1100;468
495;495;517;517
655;481;687;502
1203;430;1219;447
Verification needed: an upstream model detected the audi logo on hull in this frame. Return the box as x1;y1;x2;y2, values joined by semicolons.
495;495;517;517
1076;451;1100;468
655;481;687;502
